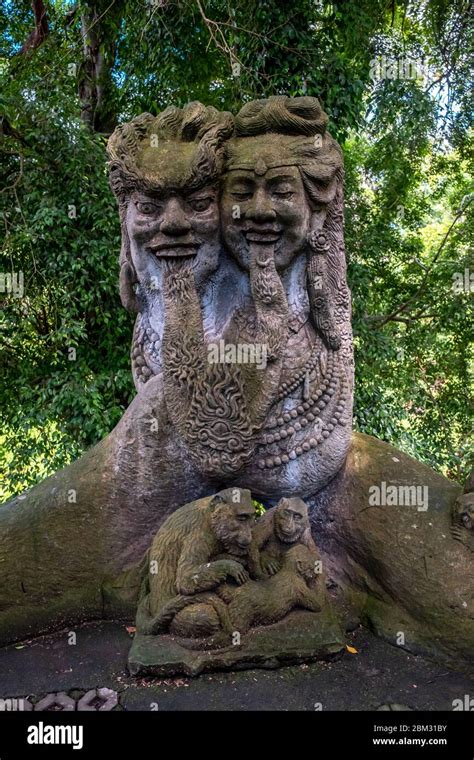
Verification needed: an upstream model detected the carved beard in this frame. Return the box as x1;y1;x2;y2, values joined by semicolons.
159;244;289;477
210;510;250;557
160;259;258;475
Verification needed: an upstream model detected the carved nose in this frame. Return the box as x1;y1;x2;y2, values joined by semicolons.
160;198;191;236
247;189;277;223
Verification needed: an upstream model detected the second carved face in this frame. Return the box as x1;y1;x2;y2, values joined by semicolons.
220;135;314;271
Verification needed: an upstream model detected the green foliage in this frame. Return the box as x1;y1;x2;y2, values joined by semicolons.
252;498;266;517
0;0;472;499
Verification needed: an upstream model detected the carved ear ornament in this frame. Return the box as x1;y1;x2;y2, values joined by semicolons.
306;228;341;351
308;230;330;255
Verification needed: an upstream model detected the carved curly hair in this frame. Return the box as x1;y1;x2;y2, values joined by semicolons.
107;102;234;206
227;95;343;207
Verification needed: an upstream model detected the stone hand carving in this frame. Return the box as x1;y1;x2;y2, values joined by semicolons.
136;493;326;651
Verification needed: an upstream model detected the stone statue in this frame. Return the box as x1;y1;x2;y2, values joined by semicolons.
107;96;353;495
0;97;472;674
249;496;318;578
133;491;333;666
221;97;353;497
136;487;255;637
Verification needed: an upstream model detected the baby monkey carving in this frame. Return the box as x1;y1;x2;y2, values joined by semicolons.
178;543;322;650
228;543;322;631
249;497;318;578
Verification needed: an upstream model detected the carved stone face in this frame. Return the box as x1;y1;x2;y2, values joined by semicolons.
456;493;474;531
221;137;312;271
125;142;221;288
211;493;256;556
275;497;308;543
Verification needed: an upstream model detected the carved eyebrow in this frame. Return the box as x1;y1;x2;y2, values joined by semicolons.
266;175;299;185
186;188;217;199
134;190;166;201
226;174;255;186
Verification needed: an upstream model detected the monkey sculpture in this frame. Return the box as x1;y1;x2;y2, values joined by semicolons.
137;487;255;636
178;543;323;650
249;496;317;578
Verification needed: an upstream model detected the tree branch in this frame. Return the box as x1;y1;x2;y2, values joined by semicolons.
370;198;472;328
18;0;49;55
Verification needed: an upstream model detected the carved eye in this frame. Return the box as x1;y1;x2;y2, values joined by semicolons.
274;191;294;200
231;192;252;201
136;201;159;215
189;197;213;212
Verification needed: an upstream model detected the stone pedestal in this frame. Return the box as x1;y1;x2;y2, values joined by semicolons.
129;609;345;677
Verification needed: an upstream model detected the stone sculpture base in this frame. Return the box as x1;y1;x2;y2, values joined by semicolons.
1;432;472;670
128;609;345;677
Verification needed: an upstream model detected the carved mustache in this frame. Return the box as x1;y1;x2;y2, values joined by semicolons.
147;238;197;250
146;238;198;257
242;227;283;246
243;226;282;235
243;225;282;232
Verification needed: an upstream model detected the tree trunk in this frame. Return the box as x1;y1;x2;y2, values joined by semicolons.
78;1;123;133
